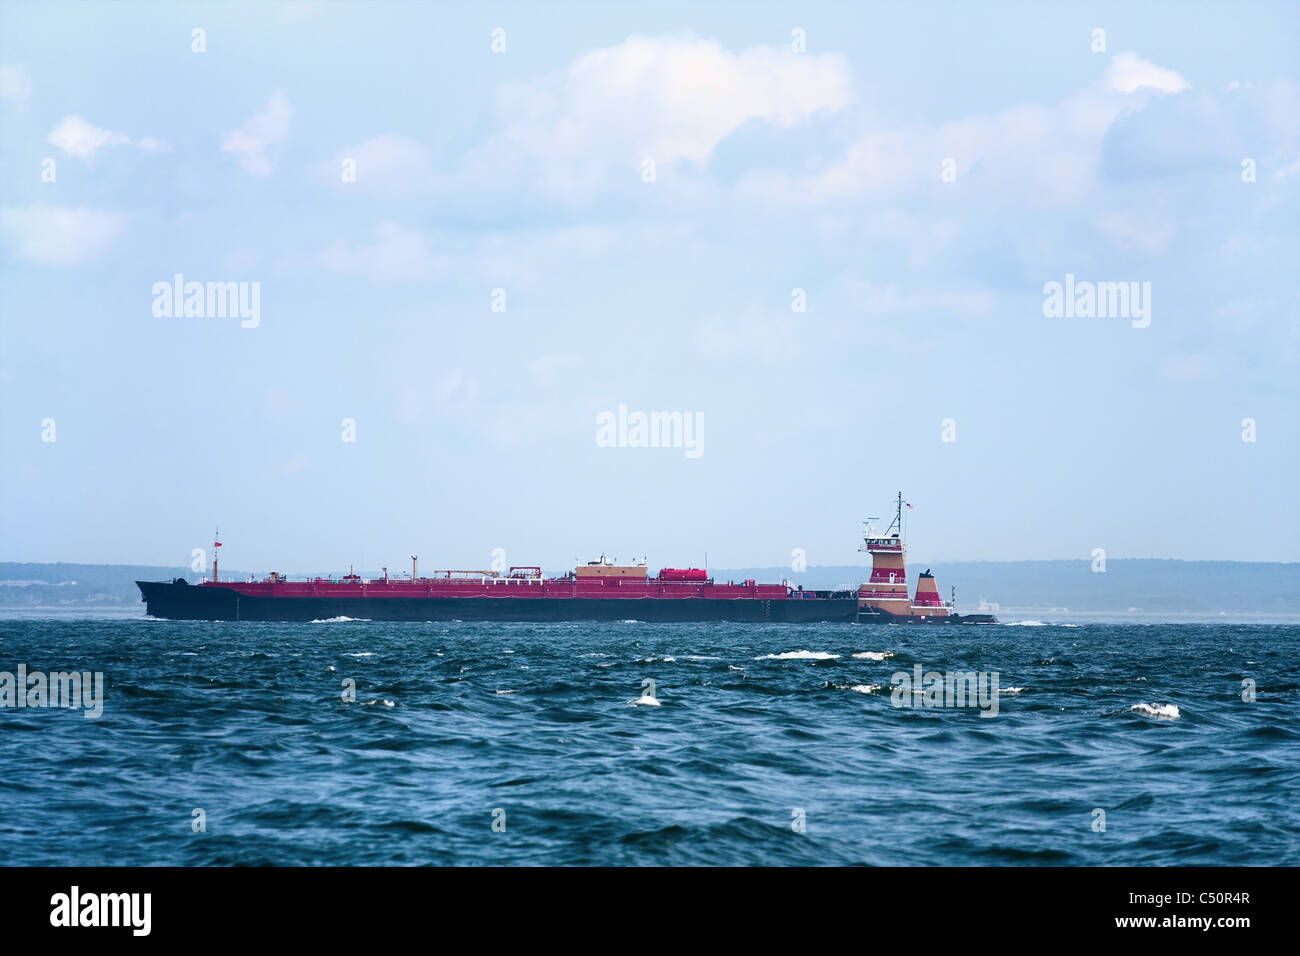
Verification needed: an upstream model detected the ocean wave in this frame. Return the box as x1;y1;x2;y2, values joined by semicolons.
1005;620;1046;627
756;650;840;660
999;686;1027;694
1130;703;1181;720
851;651;894;661
310;616;372;624
628;695;662;707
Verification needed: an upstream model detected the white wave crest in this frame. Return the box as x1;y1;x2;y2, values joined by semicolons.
1130;703;1180;720
756;650;841;660
310;616;371;623
851;651;894;661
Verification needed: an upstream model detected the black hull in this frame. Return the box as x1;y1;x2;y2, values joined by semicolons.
855;606;999;625
136;581;859;624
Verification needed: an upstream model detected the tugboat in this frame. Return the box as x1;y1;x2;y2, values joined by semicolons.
855;493;998;624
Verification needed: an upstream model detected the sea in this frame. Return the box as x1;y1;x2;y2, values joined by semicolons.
1;615;1297;865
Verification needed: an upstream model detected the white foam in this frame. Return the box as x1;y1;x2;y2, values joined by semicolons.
999;686;1027;694
756;650;841;660
494;689;518;695
1005;620;1046;627
848;684;882;694
620;620;644;624
1130;703;1180;720
851;651;894;661
628;695;661;707
346;652;376;657
683;655;723;661
310;616;371;623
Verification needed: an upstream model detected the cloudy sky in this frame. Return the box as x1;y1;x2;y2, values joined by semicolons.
1;0;1297;573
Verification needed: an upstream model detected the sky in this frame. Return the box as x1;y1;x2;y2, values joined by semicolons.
1;0;1297;575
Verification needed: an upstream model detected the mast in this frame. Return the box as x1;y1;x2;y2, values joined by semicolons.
886;491;903;537
212;528;221;582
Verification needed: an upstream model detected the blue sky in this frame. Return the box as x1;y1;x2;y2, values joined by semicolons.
1;0;1297;573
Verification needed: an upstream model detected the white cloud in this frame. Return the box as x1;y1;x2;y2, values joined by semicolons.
47;115;172;160
1106;53;1190;95
221;92;291;176
483;35;852;196
135;136;173;153
0;205;125;265
747;52;1189;207
0;66;31;106
47;116;128;160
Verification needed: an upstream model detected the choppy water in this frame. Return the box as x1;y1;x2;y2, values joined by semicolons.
1;618;1297;865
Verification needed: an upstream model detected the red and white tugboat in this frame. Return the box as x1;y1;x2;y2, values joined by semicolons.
856;493;998;624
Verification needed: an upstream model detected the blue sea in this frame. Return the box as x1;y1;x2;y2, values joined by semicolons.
1;617;1297;865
